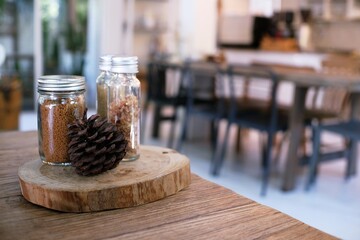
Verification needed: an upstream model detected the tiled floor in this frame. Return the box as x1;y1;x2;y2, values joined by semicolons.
20;108;360;239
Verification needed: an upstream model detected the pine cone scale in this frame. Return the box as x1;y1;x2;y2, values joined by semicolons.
95;146;107;156
88;132;98;141
94;136;106;144
68;110;127;176
85;145;97;153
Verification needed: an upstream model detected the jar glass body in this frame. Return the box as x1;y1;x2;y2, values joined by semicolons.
96;70;112;118
108;73;141;161
38;90;86;165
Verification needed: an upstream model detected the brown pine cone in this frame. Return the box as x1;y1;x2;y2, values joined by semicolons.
67;110;127;176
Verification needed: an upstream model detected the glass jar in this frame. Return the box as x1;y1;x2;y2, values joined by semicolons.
96;55;113;118
108;56;141;161
37;75;86;165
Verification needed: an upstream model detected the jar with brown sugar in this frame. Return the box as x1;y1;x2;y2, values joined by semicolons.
96;55;113;118
37;75;86;165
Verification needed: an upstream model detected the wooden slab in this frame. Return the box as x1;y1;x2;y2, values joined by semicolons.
18;146;191;213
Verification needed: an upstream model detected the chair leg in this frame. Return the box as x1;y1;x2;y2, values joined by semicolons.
152;105;162;138
305;125;321;191
261;132;273;196
235;127;242;154
260;133;268;167
345;139;355;179
167;108;177;149
210;120;217;150
273;132;288;169
301;129;308;156
176;110;189;152
211;122;231;176
141;101;150;144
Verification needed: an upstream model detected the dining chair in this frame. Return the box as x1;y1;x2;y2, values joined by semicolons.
301;88;350;153
231;67;283;155
142;61;187;147
272;87;349;158
176;61;227;154
305;119;359;190
303;57;359;190
211;65;289;196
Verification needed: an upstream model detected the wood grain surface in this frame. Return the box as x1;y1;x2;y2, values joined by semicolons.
0;131;337;240
18;146;191;212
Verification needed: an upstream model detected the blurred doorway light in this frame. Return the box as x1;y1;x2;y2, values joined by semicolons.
41;0;60;20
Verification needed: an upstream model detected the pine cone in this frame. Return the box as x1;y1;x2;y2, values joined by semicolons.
67;110;127;176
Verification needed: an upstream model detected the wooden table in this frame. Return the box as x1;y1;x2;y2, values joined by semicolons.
0;131;335;239
273;68;360;191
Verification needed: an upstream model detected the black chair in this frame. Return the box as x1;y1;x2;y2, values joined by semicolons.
143;61;186;147
211;65;290;196
305;119;358;190
177;62;227;154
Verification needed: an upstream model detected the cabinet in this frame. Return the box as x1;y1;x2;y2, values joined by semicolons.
310;0;360;21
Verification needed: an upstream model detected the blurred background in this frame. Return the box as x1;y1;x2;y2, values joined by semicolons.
2;0;360;114
1;0;360;239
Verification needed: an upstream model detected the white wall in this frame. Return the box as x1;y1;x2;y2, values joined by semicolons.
193;0;218;57
222;0;249;15
84;0;131;107
98;0;126;55
178;0;218;59
34;0;42;109
280;0;299;11
221;0;298;16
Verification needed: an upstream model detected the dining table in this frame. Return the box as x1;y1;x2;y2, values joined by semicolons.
0;131;336;239
148;59;360;192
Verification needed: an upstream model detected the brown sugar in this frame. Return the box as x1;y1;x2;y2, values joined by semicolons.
39;95;85;164
96;83;107;118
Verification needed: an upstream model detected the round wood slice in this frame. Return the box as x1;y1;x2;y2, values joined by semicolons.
18;146;191;213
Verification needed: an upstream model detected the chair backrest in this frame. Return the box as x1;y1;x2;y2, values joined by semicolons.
184;61;221;103
304;55;357;119
226;64;277;105
306;86;350;120
146;61;184;102
146;62;168;101
225;65;281;130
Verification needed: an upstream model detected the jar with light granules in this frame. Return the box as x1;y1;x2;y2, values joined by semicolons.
108;56;141;161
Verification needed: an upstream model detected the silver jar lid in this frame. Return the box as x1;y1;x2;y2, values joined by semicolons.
99;55;112;71
38;75;86;92
111;56;138;73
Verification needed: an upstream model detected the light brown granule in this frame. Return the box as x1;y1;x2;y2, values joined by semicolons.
40;95;85;164
96;83;107;118
109;95;140;158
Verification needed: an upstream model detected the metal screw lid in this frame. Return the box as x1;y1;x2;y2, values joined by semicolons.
111;56;138;74
99;55;112;71
38;75;86;92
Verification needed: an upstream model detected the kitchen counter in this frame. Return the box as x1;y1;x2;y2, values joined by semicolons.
224;49;326;70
